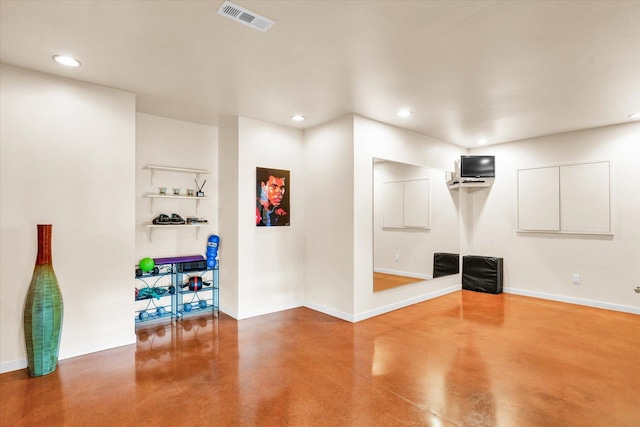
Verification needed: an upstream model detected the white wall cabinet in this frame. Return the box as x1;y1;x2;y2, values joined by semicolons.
517;167;560;231
403;179;430;228
382;182;404;228
517;160;611;235
382;179;429;229
560;162;611;233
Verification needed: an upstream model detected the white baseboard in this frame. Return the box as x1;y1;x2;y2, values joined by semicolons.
59;334;137;361
503;287;640;315
303;301;356;322
354;285;461;322
236;301;304;320
1;359;27;374
219;304;238;320
373;268;432;281
1;333;137;374
305;286;462;323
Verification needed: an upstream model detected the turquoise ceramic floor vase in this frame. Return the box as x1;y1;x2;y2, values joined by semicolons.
23;224;64;377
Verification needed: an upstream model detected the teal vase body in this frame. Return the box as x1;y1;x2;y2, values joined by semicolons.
23;224;64;377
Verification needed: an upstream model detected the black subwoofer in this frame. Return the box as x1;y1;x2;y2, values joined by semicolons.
462;255;503;294
433;253;459;278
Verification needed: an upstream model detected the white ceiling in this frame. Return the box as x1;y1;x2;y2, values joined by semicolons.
1;0;639;148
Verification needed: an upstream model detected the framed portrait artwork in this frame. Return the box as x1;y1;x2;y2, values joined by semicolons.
256;167;290;226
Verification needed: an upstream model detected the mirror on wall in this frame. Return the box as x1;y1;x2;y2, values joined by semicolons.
373;158;460;292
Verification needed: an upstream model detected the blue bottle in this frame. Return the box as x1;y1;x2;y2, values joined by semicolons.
206;235;220;269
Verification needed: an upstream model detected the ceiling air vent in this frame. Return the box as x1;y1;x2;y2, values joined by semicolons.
217;1;275;32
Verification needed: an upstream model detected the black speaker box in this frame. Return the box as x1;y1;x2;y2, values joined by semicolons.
433;253;459;278
462;255;503;294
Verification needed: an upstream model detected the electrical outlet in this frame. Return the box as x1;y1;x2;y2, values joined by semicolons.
395;255;400;263
572;274;580;284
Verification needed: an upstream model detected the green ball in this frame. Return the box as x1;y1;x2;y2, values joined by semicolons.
139;257;155;272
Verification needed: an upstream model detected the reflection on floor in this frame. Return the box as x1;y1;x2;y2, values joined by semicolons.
373;271;424;292
1;291;639;426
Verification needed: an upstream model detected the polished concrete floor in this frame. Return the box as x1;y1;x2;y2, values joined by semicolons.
1;291;639;426
373;272;425;292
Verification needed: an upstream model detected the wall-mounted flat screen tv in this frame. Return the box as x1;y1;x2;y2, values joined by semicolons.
461;155;495;178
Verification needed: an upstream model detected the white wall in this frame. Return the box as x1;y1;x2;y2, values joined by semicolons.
354;115;467;320
236;117;305;318
303;115;355;320
135;113;218;260
218;116;240;317
3;62;635;377
0;64;136;373
469;122;640;313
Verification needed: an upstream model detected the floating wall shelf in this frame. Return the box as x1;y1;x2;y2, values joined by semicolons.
144;223;210;241
447;178;494;190
143;164;211;185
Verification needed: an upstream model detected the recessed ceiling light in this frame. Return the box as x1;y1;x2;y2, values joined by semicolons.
397;109;412;117
629;113;640;120
477;139;489;145
52;55;81;67
291;115;305;122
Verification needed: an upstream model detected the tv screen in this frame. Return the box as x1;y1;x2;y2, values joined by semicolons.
461;155;495;178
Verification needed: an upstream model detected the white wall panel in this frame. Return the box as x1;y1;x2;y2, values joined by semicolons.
518;167;560;231
560;161;610;233
403;179;430;228
382;182;404;228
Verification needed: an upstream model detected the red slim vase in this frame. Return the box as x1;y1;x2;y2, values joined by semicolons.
23;224;64;377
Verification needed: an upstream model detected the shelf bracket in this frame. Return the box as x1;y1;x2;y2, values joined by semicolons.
149;168;156;186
